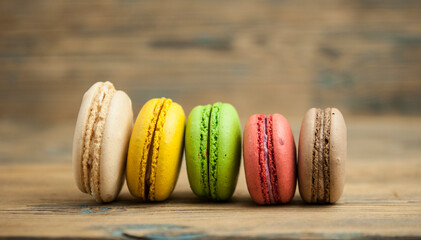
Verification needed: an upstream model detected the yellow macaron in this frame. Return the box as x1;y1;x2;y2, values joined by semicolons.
126;97;185;201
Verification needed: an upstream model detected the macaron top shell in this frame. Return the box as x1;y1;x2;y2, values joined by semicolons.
271;114;296;203
328;109;347;202
126;98;185;201
298;108;346;203
243;114;296;205
72;82;133;203
185;102;241;201
100;91;133;202
211;103;242;200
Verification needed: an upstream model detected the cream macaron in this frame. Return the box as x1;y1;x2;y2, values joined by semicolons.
72;81;133;203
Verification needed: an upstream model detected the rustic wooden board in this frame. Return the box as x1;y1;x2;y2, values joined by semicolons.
1;0;421;238
1;116;420;239
1;0;421;123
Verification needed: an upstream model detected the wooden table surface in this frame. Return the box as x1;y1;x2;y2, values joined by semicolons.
1;116;420;239
1;0;421;239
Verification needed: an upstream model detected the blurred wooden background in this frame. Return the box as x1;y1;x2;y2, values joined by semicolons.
1;1;421;239
1;0;421;124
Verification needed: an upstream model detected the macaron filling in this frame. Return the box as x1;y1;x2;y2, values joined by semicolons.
138;97;172;200
311;108;332;203
81;82;115;202
193;102;222;200
148;99;172;200
199;105;211;197
266;115;280;202
209;102;221;199
257;114;279;204
138;98;164;199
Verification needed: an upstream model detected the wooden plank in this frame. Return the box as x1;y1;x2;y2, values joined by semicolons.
0;116;420;238
0;163;420;239
1;1;421;237
1;0;421;123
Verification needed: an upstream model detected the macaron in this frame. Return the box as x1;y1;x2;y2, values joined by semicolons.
185;102;241;201
126;98;185;201
72;81;133;203
298;108;347;203
243;114;296;205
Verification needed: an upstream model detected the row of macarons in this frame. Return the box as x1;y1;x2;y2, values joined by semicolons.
73;81;346;205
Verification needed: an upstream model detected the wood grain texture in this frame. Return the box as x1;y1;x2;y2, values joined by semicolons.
1;0;421;123
1;116;420;239
1;1;421;238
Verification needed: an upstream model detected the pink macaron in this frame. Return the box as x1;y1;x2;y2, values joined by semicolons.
243;114;297;204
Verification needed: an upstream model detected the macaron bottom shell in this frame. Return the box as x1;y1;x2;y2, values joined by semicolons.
212;103;242;200
185;104;211;198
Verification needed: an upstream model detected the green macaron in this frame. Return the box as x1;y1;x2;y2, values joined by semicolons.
185;102;242;201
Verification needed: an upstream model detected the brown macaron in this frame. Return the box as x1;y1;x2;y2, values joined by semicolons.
298;108;346;203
